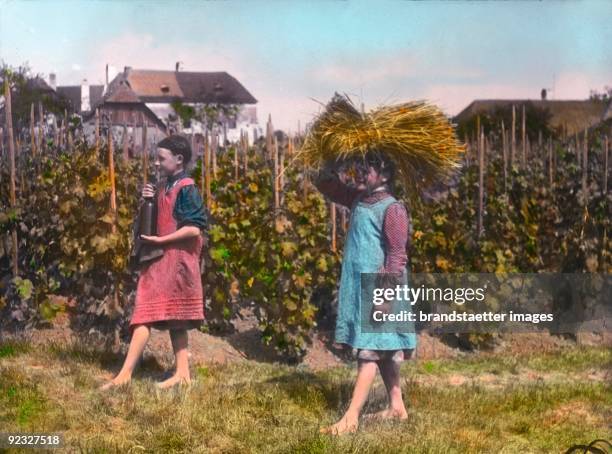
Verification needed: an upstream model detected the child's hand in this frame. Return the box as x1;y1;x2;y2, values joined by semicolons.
140;234;164;244
141;183;156;199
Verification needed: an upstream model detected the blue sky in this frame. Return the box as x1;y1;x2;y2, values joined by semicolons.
1;0;610;131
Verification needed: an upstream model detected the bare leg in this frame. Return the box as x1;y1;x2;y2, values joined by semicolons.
99;324;150;390
320;359;378;435
364;357;408;421
156;328;191;389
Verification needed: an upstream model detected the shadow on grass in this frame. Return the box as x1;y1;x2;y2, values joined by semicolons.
261;366;393;418
43;335;169;382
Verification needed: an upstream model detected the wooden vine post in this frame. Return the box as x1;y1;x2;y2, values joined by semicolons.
30;103;37;155
266;114;273;160
95;108;100;152
273;135;280;213
67;129;73;153
4;79;18;276
62;108;68;148
603;135;609;268
330;202;337;253
141;113;148;181
58;119;63;149
501;119;507;194
582;129;588;204
301;140;309;203
122;123;129;161
38;101;45;154
199;134;205;200
107;129;123;322
511;104;516;165
475;115;480;164
242;130;249;174
578;128;590;243
107;130;118;231
234;134;239;181
576;131;581;167
279;138;285;206
548;136;553;186
537;129;543;163
53;115;59;147
477;129;485;239
211;128;217;179
204;133;212;209
191;134;196;162
521;104;526;168
604;135;609;199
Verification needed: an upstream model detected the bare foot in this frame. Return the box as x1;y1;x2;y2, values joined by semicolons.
98;375;131;391
155;374;191;389
319;414;359;435
363;407;408;422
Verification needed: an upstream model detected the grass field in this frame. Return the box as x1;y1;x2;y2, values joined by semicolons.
0;339;610;453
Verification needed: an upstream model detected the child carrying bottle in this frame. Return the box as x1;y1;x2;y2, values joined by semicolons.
100;135;207;390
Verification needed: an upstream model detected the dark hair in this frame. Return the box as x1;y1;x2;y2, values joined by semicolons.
346;149;396;185
157;135;192;166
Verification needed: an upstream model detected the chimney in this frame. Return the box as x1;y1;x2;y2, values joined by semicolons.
124;66;132;75
175;61;180;72
49;73;56;91
81;78;90;112
103;64;109;96
541;88;547;100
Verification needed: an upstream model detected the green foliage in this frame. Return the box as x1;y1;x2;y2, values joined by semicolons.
195;144;339;359
1;112;609;355
1;61;72;130
0;137;142;337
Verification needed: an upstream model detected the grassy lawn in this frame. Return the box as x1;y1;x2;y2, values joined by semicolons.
0;339;610;453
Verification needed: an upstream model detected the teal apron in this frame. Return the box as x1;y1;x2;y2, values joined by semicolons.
335;194;417;350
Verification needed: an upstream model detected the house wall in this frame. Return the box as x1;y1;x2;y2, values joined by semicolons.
145;102;260;145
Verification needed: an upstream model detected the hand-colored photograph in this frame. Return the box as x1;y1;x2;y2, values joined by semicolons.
0;0;610;452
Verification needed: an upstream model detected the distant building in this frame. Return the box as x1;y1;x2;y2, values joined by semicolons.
86;65;261;148
56;79;104;115
453;91;609;137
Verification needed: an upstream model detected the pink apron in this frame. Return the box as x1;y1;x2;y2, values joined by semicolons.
129;177;205;331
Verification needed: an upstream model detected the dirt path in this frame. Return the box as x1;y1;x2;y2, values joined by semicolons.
3;301;611;374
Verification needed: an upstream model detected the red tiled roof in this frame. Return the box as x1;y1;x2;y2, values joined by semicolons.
105;82;141;103
111;68;257;104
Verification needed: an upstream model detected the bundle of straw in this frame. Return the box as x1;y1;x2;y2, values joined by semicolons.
297;92;466;196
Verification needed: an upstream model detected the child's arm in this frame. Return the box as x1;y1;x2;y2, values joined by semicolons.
173;185;207;234
380;202;410;274
150;225;201;244
140;185;207;244
312;159;362;208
